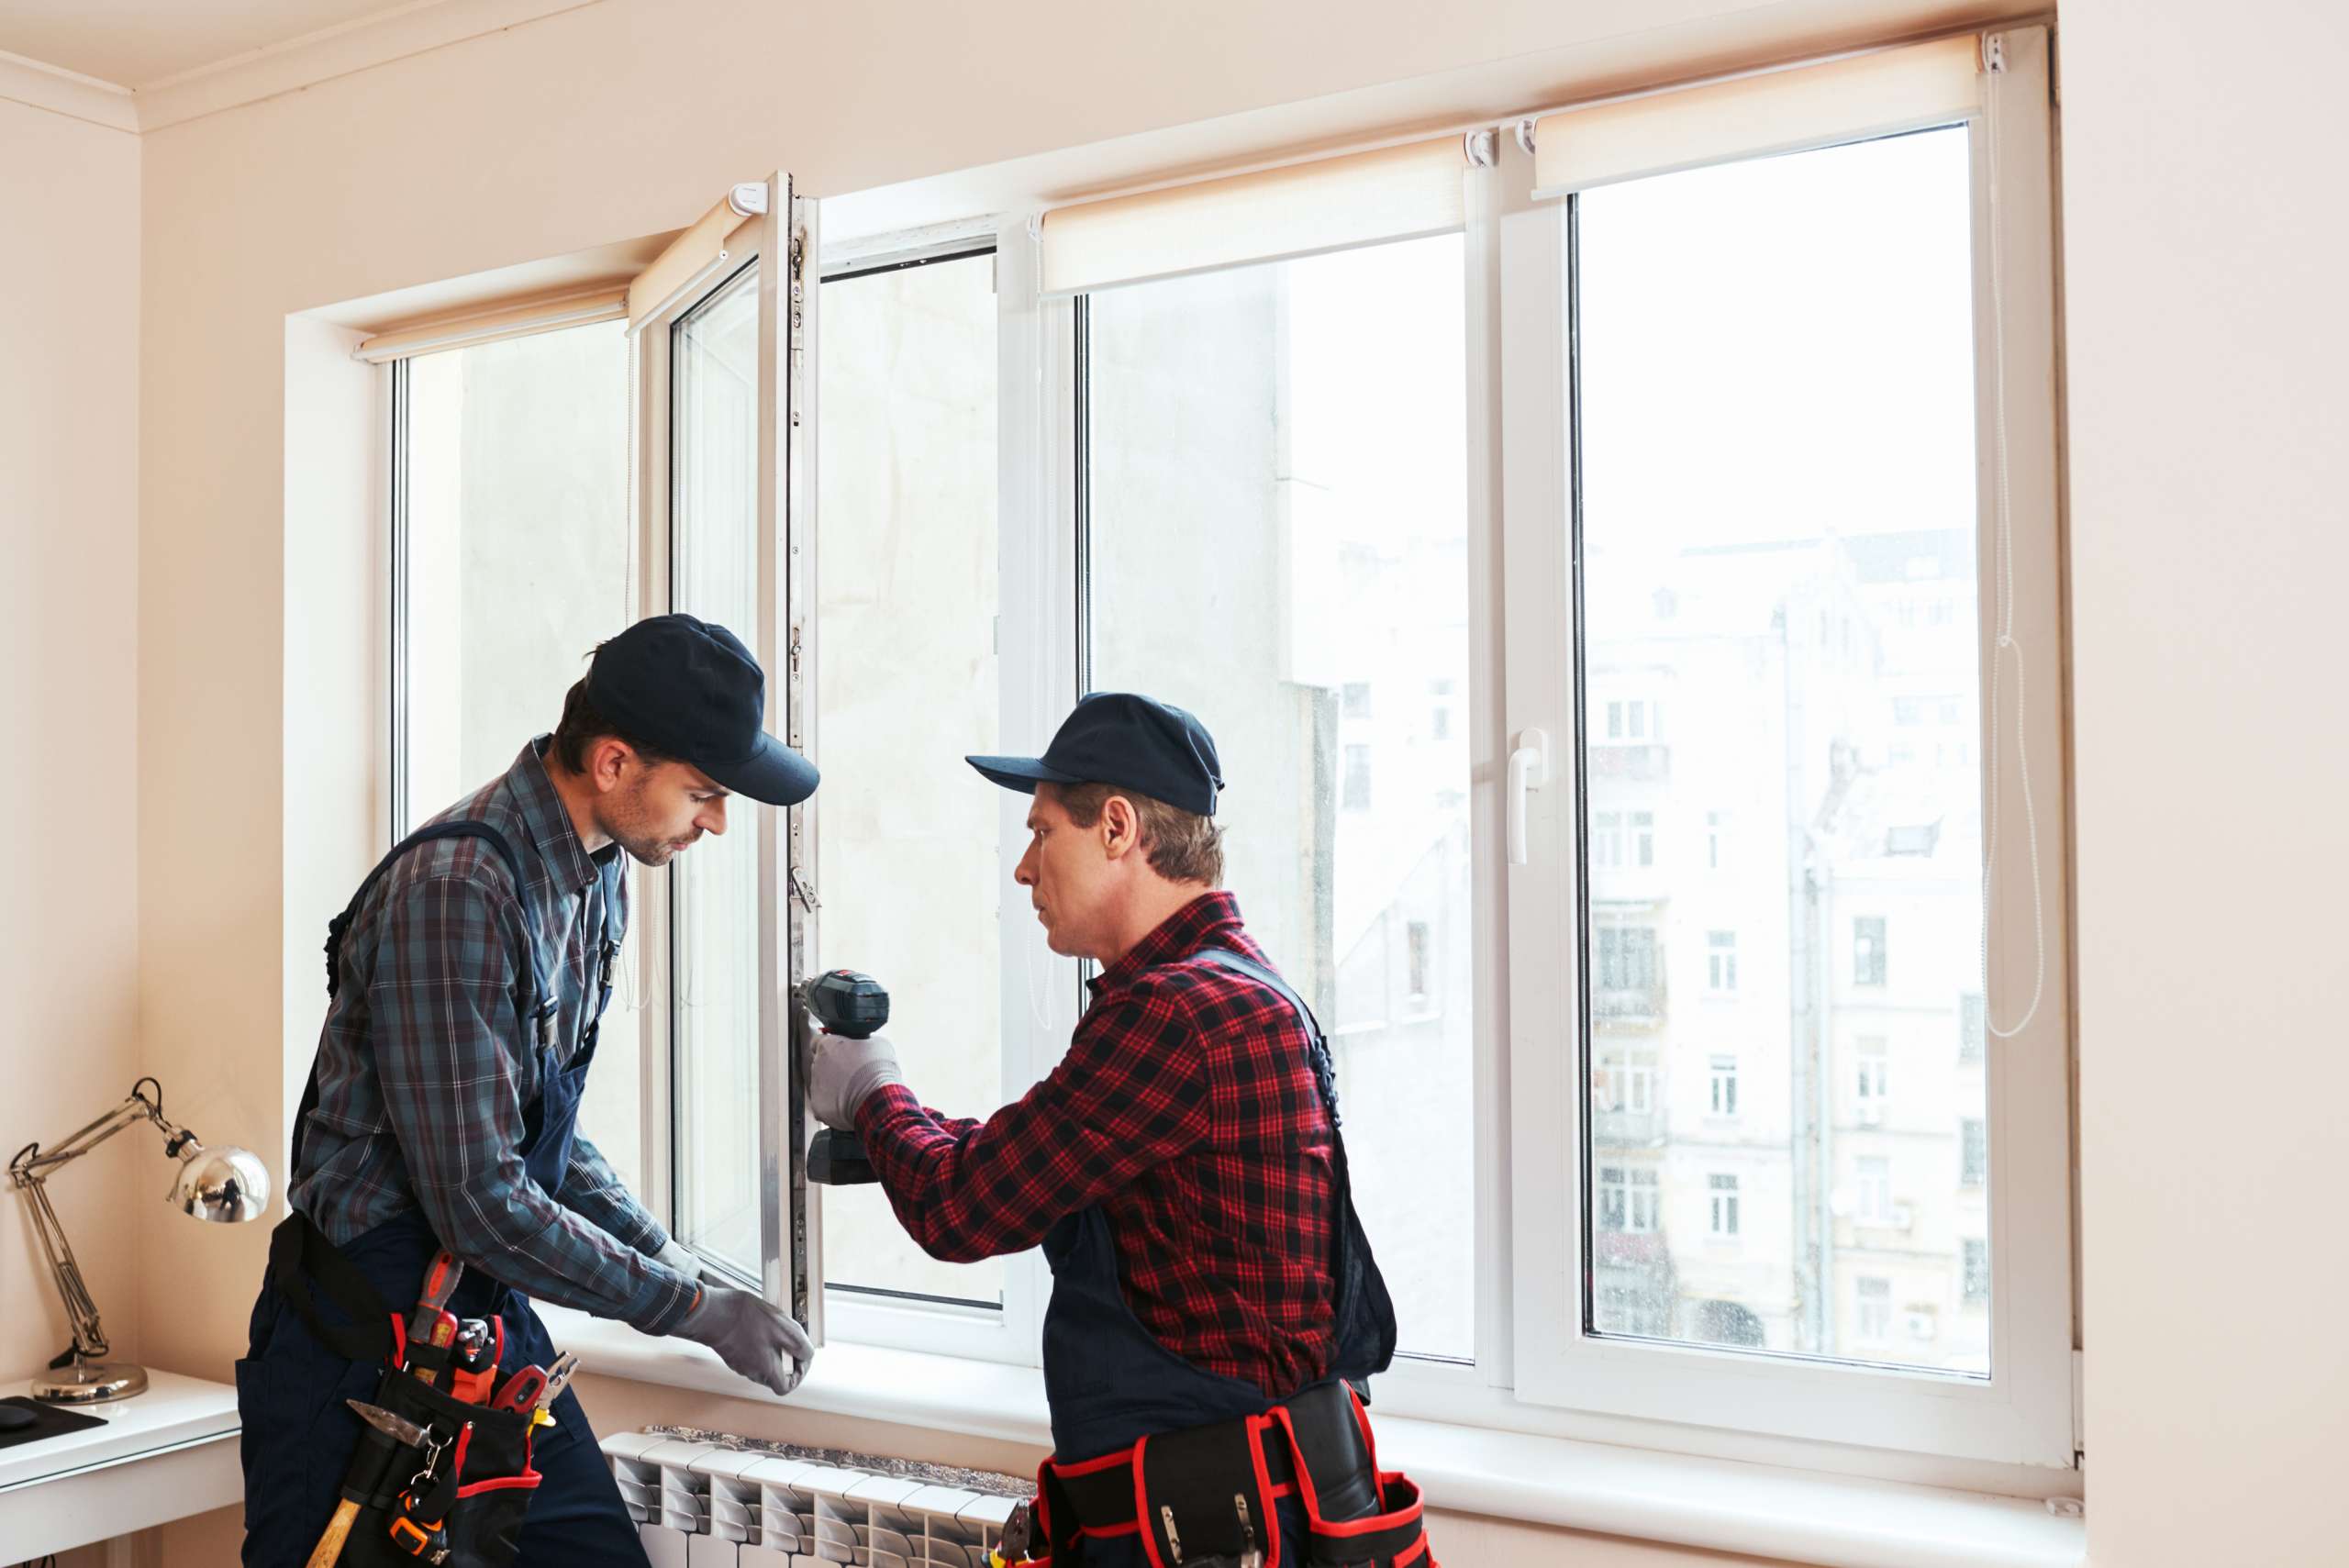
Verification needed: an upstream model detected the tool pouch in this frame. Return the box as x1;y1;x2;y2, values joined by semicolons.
1134;1414;1278;1568
338;1361;541;1567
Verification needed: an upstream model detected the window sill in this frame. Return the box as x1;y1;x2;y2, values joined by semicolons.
542;1307;2086;1568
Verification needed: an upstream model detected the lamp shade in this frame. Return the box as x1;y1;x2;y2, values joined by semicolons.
167;1139;271;1222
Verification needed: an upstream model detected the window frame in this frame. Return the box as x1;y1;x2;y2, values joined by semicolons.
626;179;812;1329
1499;27;2076;1469
370;21;2076;1496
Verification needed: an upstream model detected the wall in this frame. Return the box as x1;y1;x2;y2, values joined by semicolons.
0;95;141;1392
2060;3;2349;1564
130;1;2009;1563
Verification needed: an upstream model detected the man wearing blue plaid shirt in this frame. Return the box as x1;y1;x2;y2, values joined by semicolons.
240;616;816;1567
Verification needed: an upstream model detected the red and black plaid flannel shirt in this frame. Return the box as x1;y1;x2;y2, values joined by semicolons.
858;891;1340;1397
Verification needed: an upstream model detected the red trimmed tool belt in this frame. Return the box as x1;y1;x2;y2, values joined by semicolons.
1025;1383;1434;1568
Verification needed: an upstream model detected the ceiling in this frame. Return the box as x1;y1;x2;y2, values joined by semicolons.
0;0;429;90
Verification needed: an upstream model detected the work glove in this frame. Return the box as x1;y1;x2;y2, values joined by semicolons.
674;1282;813;1397
654;1236;724;1289
805;1030;903;1129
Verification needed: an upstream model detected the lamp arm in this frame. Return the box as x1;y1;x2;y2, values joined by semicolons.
15;1168;112;1361
7;1078;176;1183
6;1080;179;1366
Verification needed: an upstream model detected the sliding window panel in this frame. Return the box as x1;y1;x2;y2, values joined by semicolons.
396;320;646;1196
1085;233;1478;1363
1506;29;2072;1465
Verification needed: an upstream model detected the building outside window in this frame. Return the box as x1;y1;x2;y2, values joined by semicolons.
1854;915;1888;986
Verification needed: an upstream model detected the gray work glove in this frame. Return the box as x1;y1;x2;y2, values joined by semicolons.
674;1283;813;1396
805;1031;903;1129
654;1236;718;1285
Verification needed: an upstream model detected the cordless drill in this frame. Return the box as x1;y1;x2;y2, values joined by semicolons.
804;968;887;1185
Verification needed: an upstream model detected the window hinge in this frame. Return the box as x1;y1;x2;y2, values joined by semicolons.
2071;1347;2085;1461
1980;31;2007;73
788;864;820;910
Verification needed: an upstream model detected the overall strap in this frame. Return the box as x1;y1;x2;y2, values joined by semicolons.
1193;947;1343;1128
297;819;554;1179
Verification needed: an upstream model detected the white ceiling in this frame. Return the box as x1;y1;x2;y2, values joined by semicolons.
0;0;424;90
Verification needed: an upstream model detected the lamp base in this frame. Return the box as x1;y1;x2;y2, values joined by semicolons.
33;1359;149;1404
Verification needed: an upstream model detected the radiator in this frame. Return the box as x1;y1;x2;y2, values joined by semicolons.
602;1426;1033;1568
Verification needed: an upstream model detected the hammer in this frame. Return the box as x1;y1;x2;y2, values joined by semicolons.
305;1399;432;1567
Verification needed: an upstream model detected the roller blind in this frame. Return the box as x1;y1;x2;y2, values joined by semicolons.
1531;33;1987;197
354;182;768;361
353;286;629;363
625;183;766;330
1039;135;1466;297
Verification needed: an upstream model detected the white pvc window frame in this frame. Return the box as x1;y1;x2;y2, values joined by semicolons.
628;173;816;1336
1499;26;2075;1469
762;21;2073;1491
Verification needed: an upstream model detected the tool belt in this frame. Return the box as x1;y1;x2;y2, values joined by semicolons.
269;1213;546;1566
1026;1383;1434;1568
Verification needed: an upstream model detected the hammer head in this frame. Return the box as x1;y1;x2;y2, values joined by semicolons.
347;1397;430;1449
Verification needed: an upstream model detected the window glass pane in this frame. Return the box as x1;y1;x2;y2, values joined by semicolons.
1576;128;1990;1373
1088;233;1474;1362
402;320;643;1194
816;250;1006;1307
670;263;764;1276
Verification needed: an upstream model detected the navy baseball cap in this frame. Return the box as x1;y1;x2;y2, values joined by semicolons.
585;614;818;806
969;693;1224;817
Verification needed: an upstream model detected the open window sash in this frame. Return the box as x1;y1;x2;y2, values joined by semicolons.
628;174;824;1344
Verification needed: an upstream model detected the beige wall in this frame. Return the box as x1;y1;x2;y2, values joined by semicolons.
2060;3;2349;1564
0;95;141;1392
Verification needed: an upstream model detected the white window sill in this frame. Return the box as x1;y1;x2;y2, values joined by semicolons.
542;1307;2085;1568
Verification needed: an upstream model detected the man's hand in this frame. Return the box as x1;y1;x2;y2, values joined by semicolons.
806;1031;903;1129
673;1283;813;1396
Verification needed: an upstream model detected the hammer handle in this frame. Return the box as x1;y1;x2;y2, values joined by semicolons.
305;1497;361;1568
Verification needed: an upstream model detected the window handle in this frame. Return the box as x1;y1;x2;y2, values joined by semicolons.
1508;728;1550;866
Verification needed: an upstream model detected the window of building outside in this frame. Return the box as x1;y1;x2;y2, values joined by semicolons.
1854;915;1889;986
1706;810;1725;871
1631;810;1654;867
1960;1118;1987;1187
1709;1173;1741;1237
1959;991;1987;1062
1709;1055;1738;1118
1085;230;1475;1363
1707;930;1738;993
1595;811;1621;867
1856;1155;1894;1225
1342;743;1374;811
1856;1275;1892;1340
814;248;1006;1307
1962;1238;1990;1305
1856;1037;1889;1111
396;319;644;1197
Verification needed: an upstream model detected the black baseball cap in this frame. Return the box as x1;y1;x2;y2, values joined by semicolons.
968;693;1224;817
585;614;818;806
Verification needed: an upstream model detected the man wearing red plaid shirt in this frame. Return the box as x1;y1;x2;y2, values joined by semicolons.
807;693;1433;1568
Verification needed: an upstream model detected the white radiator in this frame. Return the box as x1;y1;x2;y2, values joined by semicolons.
602;1428;1031;1568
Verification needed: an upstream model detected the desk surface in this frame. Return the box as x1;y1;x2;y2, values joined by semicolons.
0;1369;239;1493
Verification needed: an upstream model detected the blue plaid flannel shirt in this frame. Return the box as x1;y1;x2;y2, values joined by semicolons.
289;737;698;1333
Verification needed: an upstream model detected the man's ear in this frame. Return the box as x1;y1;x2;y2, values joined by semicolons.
1099;795;1142;862
587;736;633;792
